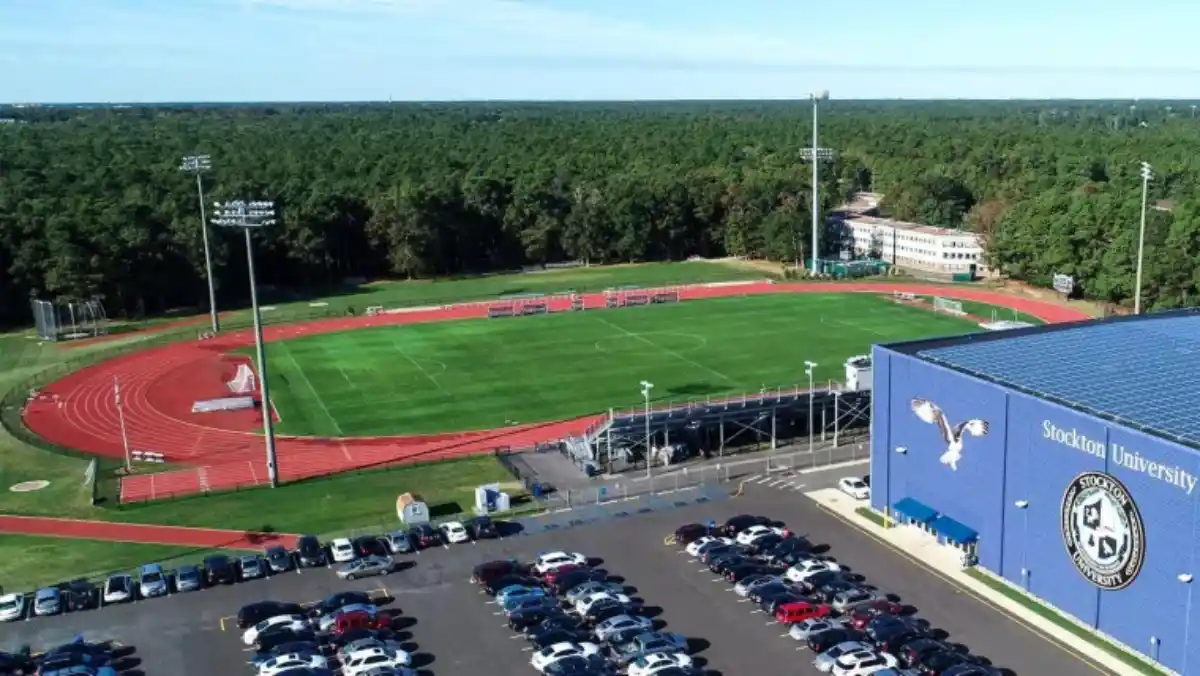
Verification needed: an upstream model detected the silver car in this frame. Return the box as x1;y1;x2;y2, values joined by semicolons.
175;564;203;592
386;531;413;554
240;555;267;580
735;574;781;597
138;563;168;598
565;581;624;605
813;640;872;673
33;588;61;616
831;588;879;614
789;617;843;642
337;555;395;580
593;614;654;642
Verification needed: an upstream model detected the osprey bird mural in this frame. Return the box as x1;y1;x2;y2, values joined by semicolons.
910;399;990;470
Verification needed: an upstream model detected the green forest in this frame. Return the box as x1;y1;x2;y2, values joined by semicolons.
1;100;1197;327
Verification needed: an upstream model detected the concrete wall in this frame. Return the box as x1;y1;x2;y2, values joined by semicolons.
870;346;1200;674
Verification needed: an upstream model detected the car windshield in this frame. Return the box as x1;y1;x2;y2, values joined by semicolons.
848;479;866;488
110;577;129;591
180;568;198;579
142;572;162;583
0;598;19;610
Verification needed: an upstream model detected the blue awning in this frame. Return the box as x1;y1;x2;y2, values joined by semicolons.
931;515;978;545
892;497;938;524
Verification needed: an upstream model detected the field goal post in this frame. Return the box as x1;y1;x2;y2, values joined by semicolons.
227;363;257;394
933;296;966;316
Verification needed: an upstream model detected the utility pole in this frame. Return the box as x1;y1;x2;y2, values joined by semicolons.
180;155;219;333
800;91;834;275
1135;162;1152;315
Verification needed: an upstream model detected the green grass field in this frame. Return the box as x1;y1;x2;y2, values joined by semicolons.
266;293;978;437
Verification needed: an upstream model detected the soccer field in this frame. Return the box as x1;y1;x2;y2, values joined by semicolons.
263;293;977;437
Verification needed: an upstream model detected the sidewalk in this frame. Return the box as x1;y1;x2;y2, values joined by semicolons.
0;515;298;550
806;488;1156;676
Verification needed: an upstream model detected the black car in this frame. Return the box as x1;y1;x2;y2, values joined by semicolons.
914;650;988;676
509;607;565;631
806;627;865;653
877;630;924;656
530;627;591;650
549;568;608;595
256;628;319;652
749;582;802;604
353;535;389;558
523;614;584;637
766;536;813;558
543;655;610;676
63;579;99;611
473;560;531;586
709;554;748;575
749;533;786;553
265;545;294;572
800;570;846;592
468;516;498;539
295;534;326;567
725;563;775;583
814;580;860;602
867;615;931;646
672;523;712;545
409;523;441;548
899;638;958;668
581;599;633;625
0;651;34;675
203;555;238;585
309;591;372;618
721;514;771;536
238;601;306;630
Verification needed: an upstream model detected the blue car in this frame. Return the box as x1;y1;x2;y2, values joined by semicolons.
496;585;547;605
503;595;557;616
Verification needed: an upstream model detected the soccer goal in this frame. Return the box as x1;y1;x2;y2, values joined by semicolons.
227;363;257;394
933;297;966;316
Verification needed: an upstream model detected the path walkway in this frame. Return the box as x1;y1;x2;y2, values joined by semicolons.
0;515;298;550
807;487;1152;676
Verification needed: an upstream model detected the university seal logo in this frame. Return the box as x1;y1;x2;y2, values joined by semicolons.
1061;472;1145;590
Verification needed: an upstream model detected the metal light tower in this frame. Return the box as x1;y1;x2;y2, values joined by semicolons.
800;91;834;274
641;380;654;480
211;200;279;487
1014;500;1030;590
1134;162;1152;315
804;361;817;453
180;155;219;333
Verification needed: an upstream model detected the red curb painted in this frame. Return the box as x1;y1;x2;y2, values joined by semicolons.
19;282;1090;504
0;515;298;550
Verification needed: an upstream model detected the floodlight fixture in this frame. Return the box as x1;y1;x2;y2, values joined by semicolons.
1180;573;1194;584
800;147;836;161
1014;500;1029;509
895;446;908;455
811;90;830;102
180;154;212;173
804;360;817;374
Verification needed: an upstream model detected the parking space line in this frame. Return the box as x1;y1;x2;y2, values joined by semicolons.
219;615;236;632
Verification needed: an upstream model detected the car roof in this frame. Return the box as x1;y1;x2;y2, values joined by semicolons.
140;563;163;572
333;538;353;546
35;587;58;596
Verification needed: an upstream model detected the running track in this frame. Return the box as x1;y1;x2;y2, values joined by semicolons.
21;282;1091;503
0;515;298;550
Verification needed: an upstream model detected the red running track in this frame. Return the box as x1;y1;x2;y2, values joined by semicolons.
21;282;1090;503
0;515;298;550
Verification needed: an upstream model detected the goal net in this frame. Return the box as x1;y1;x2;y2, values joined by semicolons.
933;297;966;316
227;363;257;394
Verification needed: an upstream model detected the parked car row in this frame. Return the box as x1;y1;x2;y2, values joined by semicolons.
3;515;503;624
673;515;1004;676
233;592;416;676
472;552;705;676
0;635;135;676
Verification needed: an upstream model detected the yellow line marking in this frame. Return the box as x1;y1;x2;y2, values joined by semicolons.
219;615;236;632
663;535;676;546
816;503;1118;676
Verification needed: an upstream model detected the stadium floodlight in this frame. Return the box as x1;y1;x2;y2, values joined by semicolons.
800;91;835;275
640;381;654;480
1013;500;1029;508
803;361;818;452
212;199;280;488
1014;499;1031;588
180;154;219;333
895;446;908;454
1134;162;1153;315
1180;573;1194;584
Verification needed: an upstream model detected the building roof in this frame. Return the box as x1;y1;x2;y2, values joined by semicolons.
892;308;1200;448
840;214;980;240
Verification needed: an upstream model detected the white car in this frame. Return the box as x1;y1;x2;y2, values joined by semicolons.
735;524;784;545
789;617;843;642
258;652;329;676
534;551;588;574
0;594;23;622
685;536;733;557
242;614;309;646
331;538;357;563
813;641;873;673
440;521;470;544
341;646;412;676
786;559;842;583
103;574;134;604
574;592;633;616
830;649;898;676
838;477;870;500
628;652;694;676
530;642;602;672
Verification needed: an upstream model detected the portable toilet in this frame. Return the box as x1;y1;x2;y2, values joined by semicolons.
474;483;501;514
396;492;429;525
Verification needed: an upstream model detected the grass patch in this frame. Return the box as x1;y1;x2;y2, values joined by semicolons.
263;293;976;437
0;535;209;593
854;506;889;528
107;456;518;535
964;569;1162;675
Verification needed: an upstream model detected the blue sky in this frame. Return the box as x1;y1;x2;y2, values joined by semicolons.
1;0;1198;102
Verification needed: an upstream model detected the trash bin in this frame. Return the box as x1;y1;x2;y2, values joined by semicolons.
531;483;544;499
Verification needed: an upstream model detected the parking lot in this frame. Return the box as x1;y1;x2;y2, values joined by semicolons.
0;485;1108;676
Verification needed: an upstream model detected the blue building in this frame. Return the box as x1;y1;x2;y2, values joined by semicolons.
870;309;1200;674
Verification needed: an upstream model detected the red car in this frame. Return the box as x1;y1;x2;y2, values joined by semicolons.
774;600;832;624
848;600;905;629
331;610;390;635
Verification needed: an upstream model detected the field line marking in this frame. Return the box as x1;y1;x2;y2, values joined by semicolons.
591;315;736;384
389;338;451;396
278;341;345;437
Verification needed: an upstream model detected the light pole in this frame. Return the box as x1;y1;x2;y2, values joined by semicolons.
1014;500;1030;590
212;200;279;488
800;91;834;275
1134;161;1152;315
804;361;817;453
640;380;654;480
1180;572;1194;661
180;155;219;333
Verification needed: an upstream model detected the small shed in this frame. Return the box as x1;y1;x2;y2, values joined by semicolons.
396;492;429;525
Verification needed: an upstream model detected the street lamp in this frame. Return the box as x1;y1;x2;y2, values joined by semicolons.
804;361;818;453
181;155;219;333
1014;500;1030;590
211;200;280;488
1134;161;1152;315
640;380;654;479
800;91;834;275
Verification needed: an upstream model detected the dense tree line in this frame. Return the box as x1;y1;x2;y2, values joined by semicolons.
1;100;1198;326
